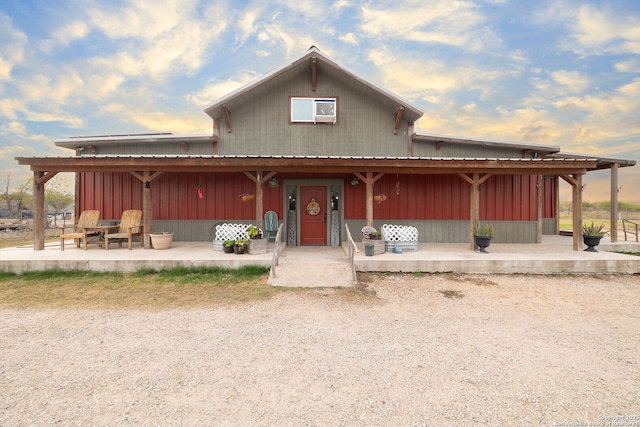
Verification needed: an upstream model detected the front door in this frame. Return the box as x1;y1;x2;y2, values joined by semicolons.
300;186;327;245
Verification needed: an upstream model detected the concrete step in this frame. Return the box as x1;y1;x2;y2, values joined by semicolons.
268;246;356;288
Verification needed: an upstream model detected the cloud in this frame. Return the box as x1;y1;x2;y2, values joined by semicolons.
101;102;210;134
359;0;500;51
187;72;262;107
530;70;591;100
338;32;358;45
614;58;640;73
0;14;27;82
81;0;228;79
541;2;640;56
40;21;89;53
368;48;515;104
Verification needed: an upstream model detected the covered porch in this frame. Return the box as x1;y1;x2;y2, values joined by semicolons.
16;154;625;252
1;235;639;276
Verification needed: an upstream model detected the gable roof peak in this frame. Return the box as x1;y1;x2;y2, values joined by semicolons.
203;48;423;123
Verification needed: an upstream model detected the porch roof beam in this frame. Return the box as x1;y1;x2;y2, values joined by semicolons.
16;157;598;176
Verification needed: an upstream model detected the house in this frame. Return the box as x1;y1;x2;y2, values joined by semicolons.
16;47;636;251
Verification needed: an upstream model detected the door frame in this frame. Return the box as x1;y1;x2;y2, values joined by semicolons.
282;179;344;246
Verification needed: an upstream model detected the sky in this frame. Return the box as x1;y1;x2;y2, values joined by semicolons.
1;0;639;203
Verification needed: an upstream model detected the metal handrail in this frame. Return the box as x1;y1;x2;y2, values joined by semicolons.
622;219;639;242
270;223;284;278
344;223;359;282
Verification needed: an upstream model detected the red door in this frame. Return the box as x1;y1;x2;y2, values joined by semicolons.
300;186;327;245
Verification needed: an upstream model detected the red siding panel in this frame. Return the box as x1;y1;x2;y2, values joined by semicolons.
81;172;546;222
346;175;471;220
543;176;556;218
80;172;284;221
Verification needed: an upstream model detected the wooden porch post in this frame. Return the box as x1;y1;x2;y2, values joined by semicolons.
31;171;58;250
353;172;384;227
244;171;277;230
130;171;163;249
555;176;560;236
33;172;46;251
458;173;491;250
537;175;543;244
143;173;152;249
560;174;583;250
610;163;619;243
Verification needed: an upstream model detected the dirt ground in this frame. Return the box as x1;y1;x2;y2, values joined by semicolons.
1;273;639;426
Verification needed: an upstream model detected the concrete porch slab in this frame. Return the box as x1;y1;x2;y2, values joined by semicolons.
351;235;640;274
1;235;639;276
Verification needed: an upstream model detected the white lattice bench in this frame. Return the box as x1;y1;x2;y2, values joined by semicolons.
381;224;420;252
212;223;251;251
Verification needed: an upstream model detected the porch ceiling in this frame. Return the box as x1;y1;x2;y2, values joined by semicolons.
16;155;598;176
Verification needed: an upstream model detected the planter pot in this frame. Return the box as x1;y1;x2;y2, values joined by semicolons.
233;244;246;254
474;235;492;253
583;235;603;252
223;245;234;253
248;238;267;254
150;233;173;250
364;245;375;256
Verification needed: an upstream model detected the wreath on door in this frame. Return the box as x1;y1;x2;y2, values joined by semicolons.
306;197;321;216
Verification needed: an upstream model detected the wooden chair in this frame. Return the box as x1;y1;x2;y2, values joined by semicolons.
59;210;100;251
104;210;143;250
264;211;278;242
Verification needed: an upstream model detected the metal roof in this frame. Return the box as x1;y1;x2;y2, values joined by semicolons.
55;133;214;149
413;133;561;154
549;152;636;169
16;154;601;177
203;47;424;123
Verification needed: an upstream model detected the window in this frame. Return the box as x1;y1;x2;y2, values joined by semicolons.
290;97;337;124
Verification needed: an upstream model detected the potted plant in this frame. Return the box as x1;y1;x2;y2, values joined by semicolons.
150;231;174;250
361;226;384;254
233;238;249;254
246;225;267;254
583;222;607;252
223;239;235;253
364;240;375;256
246;225;263;239
473;223;494;253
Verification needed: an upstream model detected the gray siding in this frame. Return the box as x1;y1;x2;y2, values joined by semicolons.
90;142;215;156
542;218;558;235
156;219;541;244
343;220;537;244
412;141;526;159
218;71;411;157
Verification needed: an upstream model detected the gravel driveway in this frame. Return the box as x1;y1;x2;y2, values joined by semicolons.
1;273;639;426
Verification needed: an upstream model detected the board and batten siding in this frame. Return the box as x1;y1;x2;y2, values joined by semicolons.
412;141;529;159
79;172;283;222
82;142;215;156
346;219;538;244
344;174;549;222
218;71;410;157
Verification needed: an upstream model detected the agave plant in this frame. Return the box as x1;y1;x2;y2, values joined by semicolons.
583;222;608;237
473;223;494;237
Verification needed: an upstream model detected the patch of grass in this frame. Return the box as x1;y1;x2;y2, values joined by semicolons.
617;252;640;257
439;289;464;299
0;265;374;310
413;272;425;277
0;271;17;279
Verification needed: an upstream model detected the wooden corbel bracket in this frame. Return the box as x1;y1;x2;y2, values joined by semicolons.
393;106;405;134
311;57;317;92
222;104;232;133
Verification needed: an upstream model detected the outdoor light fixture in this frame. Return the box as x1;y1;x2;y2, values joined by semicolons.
268;177;279;188
350;177;360;186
